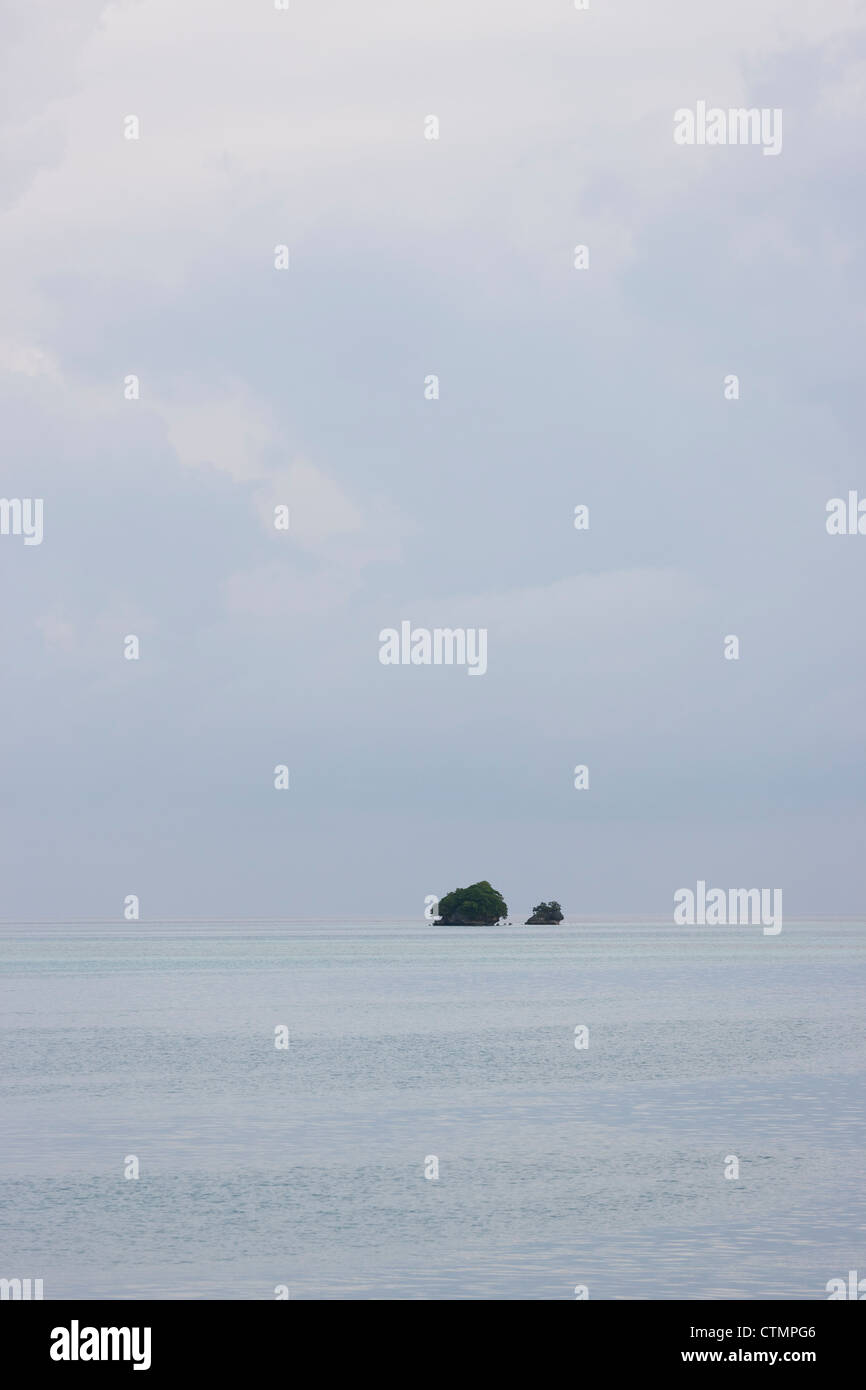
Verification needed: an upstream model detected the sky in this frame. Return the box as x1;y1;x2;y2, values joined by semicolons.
1;0;864;921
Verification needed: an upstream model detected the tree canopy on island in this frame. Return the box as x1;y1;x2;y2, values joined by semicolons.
525;901;564;924
436;881;507;925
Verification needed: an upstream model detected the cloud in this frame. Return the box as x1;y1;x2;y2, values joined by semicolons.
155;380;275;483
35;612;77;653
226;461;409;618
0;0;864;914
0;338;61;379
251;460;364;545
2;0;863;317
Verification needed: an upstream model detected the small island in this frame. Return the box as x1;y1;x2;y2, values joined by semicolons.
433;884;565;926
525;901;564;925
435;881;507;925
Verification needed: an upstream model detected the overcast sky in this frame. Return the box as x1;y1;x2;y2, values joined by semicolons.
1;0;864;920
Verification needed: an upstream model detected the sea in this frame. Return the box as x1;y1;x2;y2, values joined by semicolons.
1;920;863;1299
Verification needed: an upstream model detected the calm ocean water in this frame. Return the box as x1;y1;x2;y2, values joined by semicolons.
1;921;863;1300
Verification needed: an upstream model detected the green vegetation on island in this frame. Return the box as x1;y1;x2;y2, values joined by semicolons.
524;901;564;925
433;884;565;926
435;881;507;925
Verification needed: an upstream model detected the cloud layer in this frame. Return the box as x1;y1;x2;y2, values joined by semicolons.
1;0;864;918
